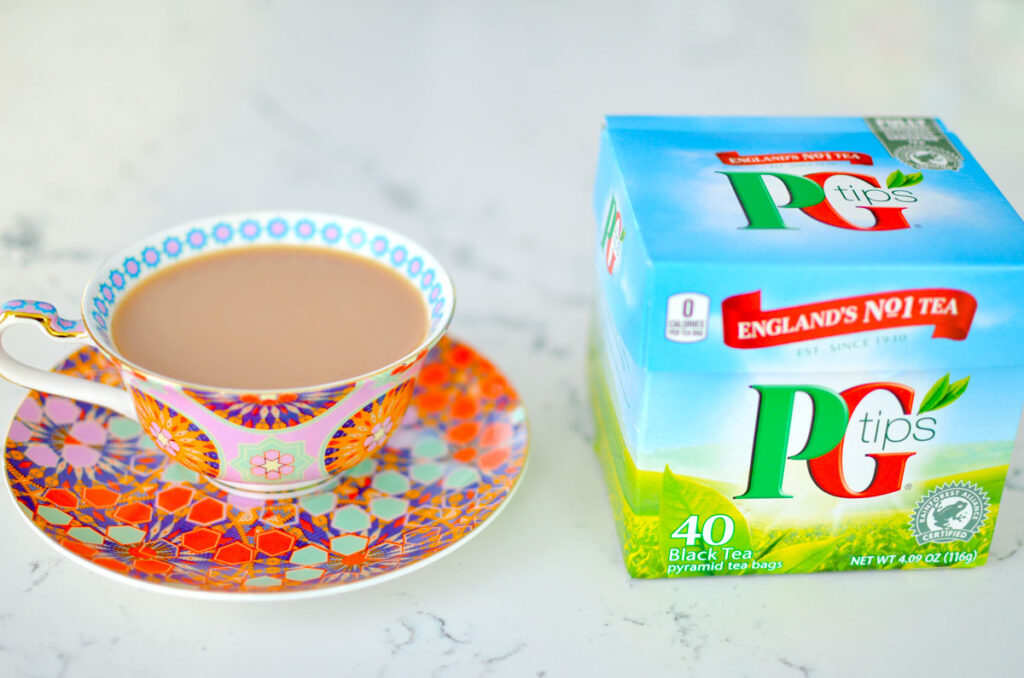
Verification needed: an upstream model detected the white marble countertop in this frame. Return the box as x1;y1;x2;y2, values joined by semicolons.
2;1;1023;676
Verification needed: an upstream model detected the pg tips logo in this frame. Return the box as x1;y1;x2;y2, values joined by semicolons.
719;168;924;231
600;196;625;275
736;373;968;500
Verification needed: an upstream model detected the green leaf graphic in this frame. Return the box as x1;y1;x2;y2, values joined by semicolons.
918;374;950;414
770;538;838;574
933;375;970;411
886;169;906;188
902;172;924;187
658;467;751;575
757;531;789;559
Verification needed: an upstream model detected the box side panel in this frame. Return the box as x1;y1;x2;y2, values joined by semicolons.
593;128;652;449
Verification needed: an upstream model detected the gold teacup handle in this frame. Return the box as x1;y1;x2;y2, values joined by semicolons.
0;300;136;418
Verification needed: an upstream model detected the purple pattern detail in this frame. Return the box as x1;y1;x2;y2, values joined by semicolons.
181;385;357;430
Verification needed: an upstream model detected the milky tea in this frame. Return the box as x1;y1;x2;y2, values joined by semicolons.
113;247;428;391
590;117;1024;577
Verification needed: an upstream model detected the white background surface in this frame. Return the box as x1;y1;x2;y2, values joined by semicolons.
2;1;1023;676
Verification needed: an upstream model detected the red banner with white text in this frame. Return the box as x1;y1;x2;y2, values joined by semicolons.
722;289;977;349
716;150;874;166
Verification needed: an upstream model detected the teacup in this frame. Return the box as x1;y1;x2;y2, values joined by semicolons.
0;212;455;498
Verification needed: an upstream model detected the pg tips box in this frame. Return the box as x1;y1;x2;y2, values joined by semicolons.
590;116;1024;577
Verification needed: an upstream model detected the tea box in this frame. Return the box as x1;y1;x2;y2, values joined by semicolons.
591;116;1024;576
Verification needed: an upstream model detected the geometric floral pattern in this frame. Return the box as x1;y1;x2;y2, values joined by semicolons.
4;337;526;596
181;385;355;430
323;380;415;475
231;437;312;483
129;387;221;477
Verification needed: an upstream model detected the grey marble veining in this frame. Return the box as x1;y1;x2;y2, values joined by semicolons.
1;1;1024;676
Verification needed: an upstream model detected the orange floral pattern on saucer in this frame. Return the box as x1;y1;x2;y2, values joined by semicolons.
4;337;527;597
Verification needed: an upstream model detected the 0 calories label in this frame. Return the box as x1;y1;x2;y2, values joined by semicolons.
666;293;710;343
722;288;977;349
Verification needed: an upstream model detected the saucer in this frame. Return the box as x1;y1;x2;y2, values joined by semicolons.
3;337;527;599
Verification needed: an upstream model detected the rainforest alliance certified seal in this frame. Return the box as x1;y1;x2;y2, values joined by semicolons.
910;481;990;545
895;144;964;171
865;116;964;171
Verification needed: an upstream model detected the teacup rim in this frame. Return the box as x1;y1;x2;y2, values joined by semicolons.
79;210;456;395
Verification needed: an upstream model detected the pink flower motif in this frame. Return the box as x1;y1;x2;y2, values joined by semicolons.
249;449;295;481
363;417;394;452
148;422;180;454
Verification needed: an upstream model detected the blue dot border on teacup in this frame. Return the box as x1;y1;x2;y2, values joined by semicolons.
86;216;450;341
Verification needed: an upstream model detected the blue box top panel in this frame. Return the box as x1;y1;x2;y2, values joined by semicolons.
602;116;1024;266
